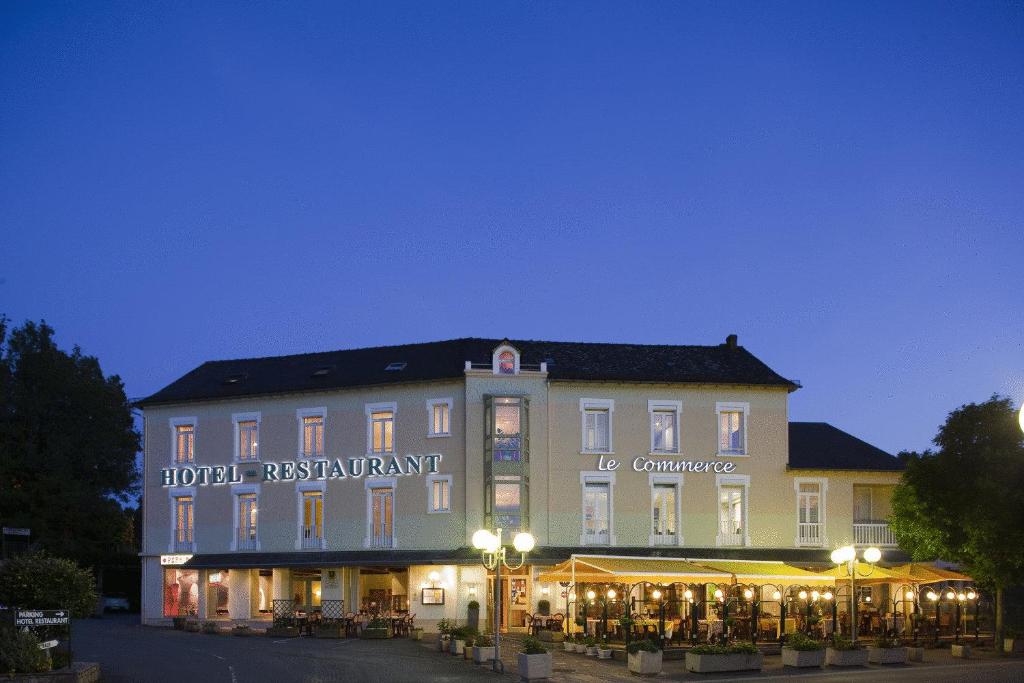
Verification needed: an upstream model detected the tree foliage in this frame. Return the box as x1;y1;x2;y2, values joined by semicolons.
0;318;140;566
890;395;1024;589
0;551;97;617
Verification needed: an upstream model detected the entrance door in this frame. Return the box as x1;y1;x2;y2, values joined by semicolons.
488;568;530;632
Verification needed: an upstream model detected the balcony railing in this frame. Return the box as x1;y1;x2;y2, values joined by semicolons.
301;528;323;549
797;522;823;546
236;526;258;551
853;522;897;547
581;531;610;546
369;532;393;549
717;530;744;547
651;531;677;545
173;536;193;553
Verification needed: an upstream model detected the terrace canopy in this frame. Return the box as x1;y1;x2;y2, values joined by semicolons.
821;562;906;585
695;559;835;587
889;562;974;584
537;555;835;587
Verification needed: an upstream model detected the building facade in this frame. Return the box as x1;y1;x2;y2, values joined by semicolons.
138;336;905;630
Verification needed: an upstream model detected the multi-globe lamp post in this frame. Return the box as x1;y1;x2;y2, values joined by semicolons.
830;544;882;643
471;528;535;673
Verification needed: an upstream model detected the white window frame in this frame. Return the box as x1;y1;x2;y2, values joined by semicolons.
715;401;750;457
579;398;614;454
648;400;682;455
231;483;260;552
715;473;750;547
579;471;615;546
295;481;327;550
649;473;684;546
364;477;398;549
365;401;398;455
168;486;196;553
296;407;326;459
232;411;261;463
492;344;520;375
426;398;453;438
169;417;197;466
793;477;828;547
426;473;452;514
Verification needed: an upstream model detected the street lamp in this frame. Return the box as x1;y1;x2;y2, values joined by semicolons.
472;528;535;673
831;545;882;643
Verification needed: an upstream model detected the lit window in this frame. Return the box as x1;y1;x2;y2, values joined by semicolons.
853;486;874;523
175;424;194;464
237;420;258;461
174;496;193;551
369;485;394;548
584;409;610;452
428;399;451;437
651;411;677;453
302;415;324;457
652;483;677;539
429;476;451;513
797;481;824;546
371;411;394;453
494;400;522;462
494;476;523;529
162;568;199;617
237;494;257;550
498;351;515;374
582;482;610;544
718;485;744;545
301;491;323;548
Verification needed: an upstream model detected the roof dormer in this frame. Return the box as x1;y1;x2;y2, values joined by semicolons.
492;341;520;375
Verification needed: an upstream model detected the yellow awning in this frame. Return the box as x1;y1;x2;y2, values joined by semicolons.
889;563;973;585
535;555;731;585
692;560;836;587
821;562;906;585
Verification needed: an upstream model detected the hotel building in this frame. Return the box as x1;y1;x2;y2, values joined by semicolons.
138;336;906;630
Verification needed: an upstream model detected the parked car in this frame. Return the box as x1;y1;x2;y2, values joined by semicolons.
102;594;131;612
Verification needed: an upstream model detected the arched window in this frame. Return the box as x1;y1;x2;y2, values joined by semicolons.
498;351;515;374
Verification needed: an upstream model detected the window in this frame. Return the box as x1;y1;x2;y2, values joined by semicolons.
484;395;530;531
162;568;199;617
853;486;873;523
428;474;452;513
173;495;193;551
491;344;520;375
716;402;749;455
494;400;522;462
236;493;258;551
795;478;827;546
173;423;195;464
301;490;324;549
648;400;681;454
366;402;397;454
427;398;452;437
716;473;749;547
580;398;613;453
367;480;395;548
651;478;680;545
297;408;326;458
494;476;523;529
234;412;260;462
582;481;611;545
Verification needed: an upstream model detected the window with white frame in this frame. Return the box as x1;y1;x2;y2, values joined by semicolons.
795;479;826;547
366;402;396;454
427;474;451;513
427;398;452;437
650;474;682;545
580;398;613;453
580;472;614;545
234;412;260;462
492;344;520;375
366;479;396;548
236;493;258;551
171;419;196;464
173;494;194;551
716;474;749;547
297;409;325;458
853;485;874;523
300;489;324;549
716;402;749;455
649;400;681;454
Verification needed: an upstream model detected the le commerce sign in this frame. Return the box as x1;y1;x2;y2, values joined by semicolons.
161;454;443;487
16;610;69;627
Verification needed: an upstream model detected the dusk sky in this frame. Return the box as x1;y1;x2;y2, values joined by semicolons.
2;1;1021;456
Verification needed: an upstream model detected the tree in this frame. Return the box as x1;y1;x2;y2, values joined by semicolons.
0;318;140;568
0;551;97;617
890;395;1024;643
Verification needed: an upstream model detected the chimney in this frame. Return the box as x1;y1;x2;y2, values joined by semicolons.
725;334;738;350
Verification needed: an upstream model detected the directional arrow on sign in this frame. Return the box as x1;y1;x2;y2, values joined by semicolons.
55;611;65;617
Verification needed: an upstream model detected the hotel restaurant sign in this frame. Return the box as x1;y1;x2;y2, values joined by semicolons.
161;454;443;487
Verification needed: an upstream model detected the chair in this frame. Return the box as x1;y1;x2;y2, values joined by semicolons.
549;614;564;633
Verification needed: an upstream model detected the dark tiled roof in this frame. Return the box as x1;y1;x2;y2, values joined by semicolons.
788;422;904;472
138;337;797;406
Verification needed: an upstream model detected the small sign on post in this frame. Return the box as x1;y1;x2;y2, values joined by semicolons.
37;639;59;650
16;610;70;627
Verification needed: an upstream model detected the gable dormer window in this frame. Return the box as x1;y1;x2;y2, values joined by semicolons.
492;343;520;375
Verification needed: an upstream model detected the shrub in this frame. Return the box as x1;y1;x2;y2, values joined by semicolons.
618;615;635;630
464;635;475;647
537;599;550;615
0;626;51;675
367;617;390;630
689;642;759;655
574;632;586;643
436;618;452;635
0;551;97;617
830;636;863;651
521;636;547;654
874;635;902;648
475;634;493;647
468;600;480;610
786;633;825;651
201;621;220;634
627;638;661;654
583;636;597;647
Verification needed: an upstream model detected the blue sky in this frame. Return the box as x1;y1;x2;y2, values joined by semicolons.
2;1;1021;455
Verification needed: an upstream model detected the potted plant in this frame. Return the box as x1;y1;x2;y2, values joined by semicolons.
574;633;587;653
411;624;424;640
201;621;220;635
437;618;452;652
517;635;553;681
451;626;468;655
584;635;598;656
563;635;576;652
473;634;496;664
627;638;663;676
467;600;480;632
1004;628;1024;655
826;636;868;667
618;614;635;636
868;635;908;664
685;642;763;673
537;599;551;616
172;616;187;630
231;624;253;637
598;635;613;659
361;617;391;639
781;633;825;668
184;618;201;633
464;634;475;660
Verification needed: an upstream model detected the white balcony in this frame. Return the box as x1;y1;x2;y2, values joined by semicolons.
797;522;824;546
650;531;677;546
853;522;897;547
581;531;610;546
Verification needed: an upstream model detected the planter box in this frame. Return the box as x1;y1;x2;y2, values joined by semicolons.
1003;638;1024;655
517;652;552;681
574;643;586;653
464;645;474;660
598;648;613;660
537;630;564;643
231;627;254;637
867;647;907;664
585;645;599;656
781;647;825;668
562;641;575;652
685;652;763;673
473;645;497;664
316;626;344;639
411;627;423;640
452;639;466;655
184;621;201;633
906;646;924;662
266;626;299;638
361;628;390;640
628;650;663;676
438;635;450;652
825;647;868;667
951;644;971;658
